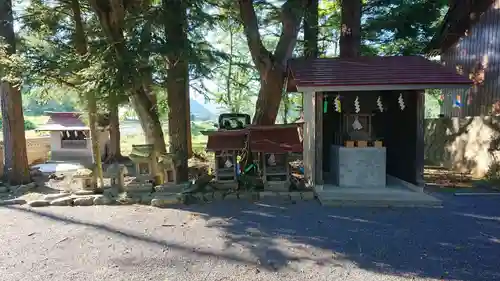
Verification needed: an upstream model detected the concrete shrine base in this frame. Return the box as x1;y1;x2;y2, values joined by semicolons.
315;175;441;208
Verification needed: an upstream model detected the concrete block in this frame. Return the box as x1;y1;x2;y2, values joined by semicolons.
237;192;253;200
151;195;180;207
213;182;237;190
224;193;238;200
193;192;208;202
259;191;277;198
300;191;315;200
289;192;302;200
213;191;225;200
265;181;289;192
154;183;189;193
140;194;154;205
276;192;291;200
124;184;154;193
331;145;386;187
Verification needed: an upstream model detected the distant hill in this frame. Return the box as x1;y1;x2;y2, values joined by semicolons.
190;98;217;121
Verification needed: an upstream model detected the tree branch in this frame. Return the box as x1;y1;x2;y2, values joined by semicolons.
274;0;307;65
238;0;271;73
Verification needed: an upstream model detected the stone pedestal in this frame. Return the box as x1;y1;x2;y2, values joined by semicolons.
330;145;386;188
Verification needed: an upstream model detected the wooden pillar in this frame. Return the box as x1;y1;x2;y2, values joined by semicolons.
415;90;425;187
314;92;323;184
303;91;316;187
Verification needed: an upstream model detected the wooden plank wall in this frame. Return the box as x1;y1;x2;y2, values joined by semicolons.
441;3;500;117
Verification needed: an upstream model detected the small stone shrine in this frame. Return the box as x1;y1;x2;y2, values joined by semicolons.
105;163;128;191
158;153;176;183
128;144;158;189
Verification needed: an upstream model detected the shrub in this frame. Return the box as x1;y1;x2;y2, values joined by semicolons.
0;118;37;130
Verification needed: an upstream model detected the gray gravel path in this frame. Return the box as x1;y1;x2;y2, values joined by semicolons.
1;192;500;281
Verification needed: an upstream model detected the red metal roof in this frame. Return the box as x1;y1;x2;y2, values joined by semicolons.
205;130;247;151
205;124;303;153
286;56;473;92
248;125;303;153
37;112;88;131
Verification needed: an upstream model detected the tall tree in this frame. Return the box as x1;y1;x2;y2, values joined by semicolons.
238;0;307;125
107;90;122;162
69;0;104;187
304;0;319;58
163;0;190;183
88;0;167;154
0;0;30;184
339;0;362;58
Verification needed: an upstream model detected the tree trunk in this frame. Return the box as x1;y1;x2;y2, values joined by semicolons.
339;0;362;58
108;93;122;161
164;0;190;183
0;0;30;185
130;90;167;154
304;0;319;58
252;69;286;125
239;0;306;125
70;0;104;187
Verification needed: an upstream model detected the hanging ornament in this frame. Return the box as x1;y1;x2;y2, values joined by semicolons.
352;115;363;131
224;157;233;168
334;95;341;112
267;154;276;166
323;100;328;113
453;94;462;107
376;96;384;112
398;93;405;110
354;96;360;113
438;94;445;106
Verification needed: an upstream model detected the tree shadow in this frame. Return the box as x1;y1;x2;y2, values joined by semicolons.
3;194;500;280
174;195;500;280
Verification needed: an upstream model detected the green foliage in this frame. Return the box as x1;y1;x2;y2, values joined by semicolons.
363;0;448;55
2;0;453;132
0;117;36;130
425;89;442;118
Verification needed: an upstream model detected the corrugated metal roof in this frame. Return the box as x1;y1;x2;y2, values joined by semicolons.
249;125;303;153
205;124;303;153
37;112;88;131
286;56;473;92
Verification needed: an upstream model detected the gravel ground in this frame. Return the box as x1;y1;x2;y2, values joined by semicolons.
1;192;500;281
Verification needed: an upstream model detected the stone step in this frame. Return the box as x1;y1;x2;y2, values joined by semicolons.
316;188;441;208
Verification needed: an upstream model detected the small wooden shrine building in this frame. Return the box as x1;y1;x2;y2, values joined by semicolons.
36;112;110;163
286;56;473;194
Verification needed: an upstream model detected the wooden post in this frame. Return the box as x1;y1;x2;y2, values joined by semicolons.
303;91;316;186
314;92;323;184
